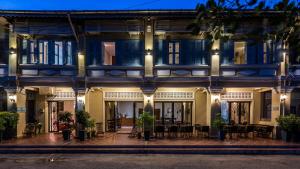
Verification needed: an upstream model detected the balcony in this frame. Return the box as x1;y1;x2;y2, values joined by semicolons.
220;64;279;77
154;65;210;77
0;64;8;77
86;66;144;78
19;64;77;76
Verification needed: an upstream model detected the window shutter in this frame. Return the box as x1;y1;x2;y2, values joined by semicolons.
180;40;189;65
48;40;55;65
162;40;169;65
115;40;124;66
72;41;77;65
257;41;264;64
95;39;102;66
154;39;163;65
221;40;234;64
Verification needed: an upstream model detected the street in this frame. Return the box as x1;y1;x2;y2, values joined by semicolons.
0;154;299;169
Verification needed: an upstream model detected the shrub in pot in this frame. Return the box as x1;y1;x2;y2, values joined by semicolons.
89;119;96;138
0;112;19;139
75;111;90;141
58;112;74;141
276;114;300;142
137;112;154;141
212;113;226;141
0;117;6;142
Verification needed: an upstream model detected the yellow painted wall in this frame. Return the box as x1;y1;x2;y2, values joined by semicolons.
16;91;26;138
195;90;207;125
85;90;103;124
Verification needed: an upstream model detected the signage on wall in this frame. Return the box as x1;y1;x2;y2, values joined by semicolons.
17;107;26;113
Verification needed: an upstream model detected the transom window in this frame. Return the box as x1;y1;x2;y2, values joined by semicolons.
168;42;180;65
102;42;116;65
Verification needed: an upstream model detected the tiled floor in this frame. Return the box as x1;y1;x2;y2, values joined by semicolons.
1;132;299;146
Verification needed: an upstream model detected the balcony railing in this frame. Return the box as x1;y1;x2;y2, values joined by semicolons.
19;64;77;76
220;64;279;77
87;66;144;78
154;65;210;77
289;65;300;76
0;64;8;77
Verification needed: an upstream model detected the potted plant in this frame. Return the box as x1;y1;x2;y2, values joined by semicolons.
90;119;96;138
0;112;19;140
58;111;74;141
75;110;90;141
212;113;226;141
136;117;143;139
138;112;154;141
276;114;300;142
0;117;6;142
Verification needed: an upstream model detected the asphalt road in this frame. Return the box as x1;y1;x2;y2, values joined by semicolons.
0;154;299;169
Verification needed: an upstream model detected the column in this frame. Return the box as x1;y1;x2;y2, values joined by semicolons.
144;18;154;77
280;41;287;76
5;88;26;138
74;89;85;112
211;40;220;76
8;25;17;76
78;35;85;77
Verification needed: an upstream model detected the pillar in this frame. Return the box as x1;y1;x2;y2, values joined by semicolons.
75;89;85;112
85;88;103;124
78;35;85;77
8;25;17;76
211;39;220;76
144;18;154;77
5;88;26;138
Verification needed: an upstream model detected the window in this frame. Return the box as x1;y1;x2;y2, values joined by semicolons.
38;41;48;64
30;41;37;64
66;41;73;65
102;42;116;65
54;41;63;65
234;42;246;64
168;42;180;65
261;91;272;120
22;39;28;64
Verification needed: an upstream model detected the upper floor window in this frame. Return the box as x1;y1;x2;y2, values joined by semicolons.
66;41;73;65
102;42;116;65
261;91;272;121
234;42;246;64
168;42;180;65
39;41;48;64
30;41;37;64
54;41;63;65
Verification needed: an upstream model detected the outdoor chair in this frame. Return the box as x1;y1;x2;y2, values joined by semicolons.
23;123;35;137
96;122;104;137
195;124;202;137
261;126;274;139
246;125;255;139
237;125;248;138
168;125;178;138
155;125;165;138
199;126;209;138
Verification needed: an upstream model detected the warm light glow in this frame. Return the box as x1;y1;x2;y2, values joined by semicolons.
280;94;287;101
212;94;220;102
77;95;85;103
8;94;16;102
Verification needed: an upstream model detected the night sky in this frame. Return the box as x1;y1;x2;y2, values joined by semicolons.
0;0;286;10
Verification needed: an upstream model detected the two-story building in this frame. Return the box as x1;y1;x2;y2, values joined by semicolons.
0;10;299;137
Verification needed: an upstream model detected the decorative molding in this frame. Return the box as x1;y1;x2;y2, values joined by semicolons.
47;91;75;100
154;92;194;100
221;92;253;100
104;92;144;101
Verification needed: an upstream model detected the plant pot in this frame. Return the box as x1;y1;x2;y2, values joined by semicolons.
87;132;91;139
218;130;225;141
281;130;292;142
79;130;86;141
62;129;71;141
144;131;150;141
91;130;96;138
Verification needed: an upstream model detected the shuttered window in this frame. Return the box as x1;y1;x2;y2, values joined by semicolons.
168;42;180;65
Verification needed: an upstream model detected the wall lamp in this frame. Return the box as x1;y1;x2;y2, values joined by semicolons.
211;49;220;55
145;49;152;56
8;94;16;103
280;94;287;102
9;48;17;55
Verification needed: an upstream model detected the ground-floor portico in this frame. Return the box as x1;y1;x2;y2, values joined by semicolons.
2;85;299;140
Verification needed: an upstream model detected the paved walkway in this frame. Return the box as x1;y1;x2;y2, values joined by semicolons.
1;132;299;146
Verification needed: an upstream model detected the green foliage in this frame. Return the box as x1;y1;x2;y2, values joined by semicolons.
276;114;300;133
188;0;300;50
137;112;154;131
75;110;90;127
0;112;19;128
0;117;6;131
58;111;73;129
86;119;96;130
212;113;226;129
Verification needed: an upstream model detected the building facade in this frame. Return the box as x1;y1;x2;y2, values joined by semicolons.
0;10;299;137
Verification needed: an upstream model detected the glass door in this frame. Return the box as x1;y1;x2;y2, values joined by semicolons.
48;101;64;132
228;102;250;124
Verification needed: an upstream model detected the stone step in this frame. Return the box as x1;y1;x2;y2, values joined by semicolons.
0;145;299;155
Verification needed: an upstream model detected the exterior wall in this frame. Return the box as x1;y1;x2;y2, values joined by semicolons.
16;91;26;137
85;90;103;124
195;90;207;125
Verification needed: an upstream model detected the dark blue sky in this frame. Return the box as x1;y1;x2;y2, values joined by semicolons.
0;0;284;10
